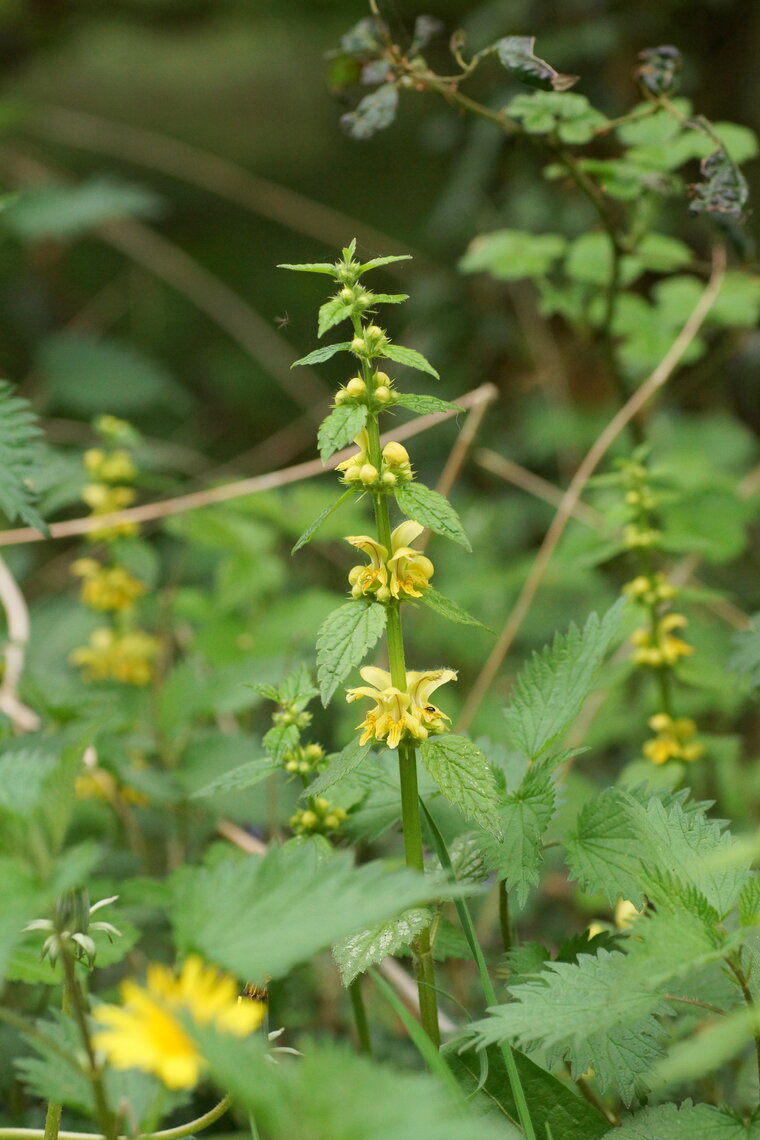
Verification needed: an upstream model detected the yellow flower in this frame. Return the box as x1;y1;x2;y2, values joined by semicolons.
84;449;137;483
346;521;433;601
336;430;370;483
92;956;265;1090
72;559;146;612
387;521;434;599
346;665;455;748
70;628;159;685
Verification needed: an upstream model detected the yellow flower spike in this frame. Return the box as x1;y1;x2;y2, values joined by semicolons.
70;628;159;686
72;561;147;612
92;956;265;1091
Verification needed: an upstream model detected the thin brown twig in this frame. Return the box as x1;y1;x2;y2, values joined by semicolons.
0;384;496;547
456;244;727;734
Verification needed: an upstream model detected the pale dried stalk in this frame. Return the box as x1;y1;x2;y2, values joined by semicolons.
0;556;41;731
457;243;728;733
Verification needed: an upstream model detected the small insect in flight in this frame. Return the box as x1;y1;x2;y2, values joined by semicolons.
274;311;291;331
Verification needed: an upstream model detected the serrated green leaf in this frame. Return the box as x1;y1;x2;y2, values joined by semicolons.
0;381;47;532
610;1101;754;1139
318;403;368;463
394;392;463;415
263;722;299;765
359;254;413;272
496;35;579;92
379;342;440;378
421;735;502;838
4;176;163;240
317;600;387;705
307;738;371;798
333;907;431;984
369;292;409;304
275;663;319;709
728;613;760;688
291;341;351;368
420;587;491;631
446;1043;609;1140
395;482;471;550
292;487;357;554
277;261;336;275
318;296;353;337
566;787;750;914
479;768;556;907
341;84;399;140
504;598;626;760
172;845;463;982
191;756;278;799
0;857;44;985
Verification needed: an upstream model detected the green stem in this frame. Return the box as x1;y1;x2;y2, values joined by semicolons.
498;880;512;954
59;950;117;1140
43;980;73;1140
349;977;372;1055
0;1098;232;1140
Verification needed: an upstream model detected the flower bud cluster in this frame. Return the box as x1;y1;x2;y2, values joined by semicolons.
289;797;348;836
336;431;413;489
643;713;703;765
334;370;397;412
70;417;159;687
25;888;121;968
283;742;325;776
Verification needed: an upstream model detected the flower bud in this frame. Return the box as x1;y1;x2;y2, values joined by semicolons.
382;442;409;466
343;464;362;482
376;585;390;602
346;377;366;397
373;371;392;386
334;389;348;405
359;463;378;485
340;287;354;302
374;385;392;404
381;471;397;487
351;337;366;354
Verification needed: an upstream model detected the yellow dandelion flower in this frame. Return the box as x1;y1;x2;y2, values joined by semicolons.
92;956;265;1090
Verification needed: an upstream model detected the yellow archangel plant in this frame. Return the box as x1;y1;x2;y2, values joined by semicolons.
281;241;502;1050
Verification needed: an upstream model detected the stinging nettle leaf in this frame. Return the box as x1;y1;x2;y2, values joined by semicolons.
496;36;579;92
317;600;387;706
394;392;464;416
369;292;409;305
420;587;492;632
421;735;502;838
380;342;440;379
263;722;300;766
358;254;413;271
504;597;626;760
291;342;351;368
318;403;368;464
333;907;431;985
395;482;471;550
479;768;556;908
